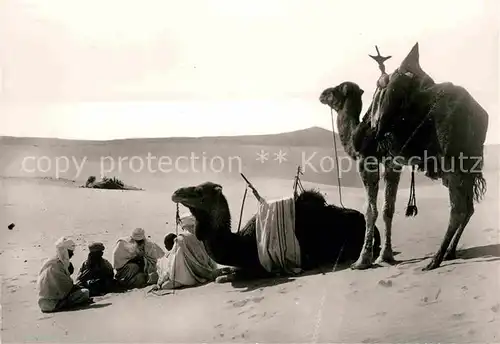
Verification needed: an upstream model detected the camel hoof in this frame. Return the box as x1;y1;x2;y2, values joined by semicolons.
375;254;397;266
215;273;236;283
350;257;373;270
217;267;237;275
422;261;440;271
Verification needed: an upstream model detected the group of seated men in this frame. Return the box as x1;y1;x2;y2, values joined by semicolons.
36;214;219;313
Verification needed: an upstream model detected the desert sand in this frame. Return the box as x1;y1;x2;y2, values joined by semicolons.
1;133;499;343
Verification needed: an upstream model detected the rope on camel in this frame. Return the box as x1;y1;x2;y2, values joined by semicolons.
172;202;180;293
146;204;180;297
329;107;345;208
367;45;441;217
237;186;248;233
293;165;305;199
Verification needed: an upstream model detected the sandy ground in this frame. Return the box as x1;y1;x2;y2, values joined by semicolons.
1;173;499;343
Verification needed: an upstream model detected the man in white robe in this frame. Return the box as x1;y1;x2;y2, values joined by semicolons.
154;214;218;290
37;237;92;312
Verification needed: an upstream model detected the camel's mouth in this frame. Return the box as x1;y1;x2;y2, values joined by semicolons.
171;187;200;209
319;89;339;110
319;90;333;106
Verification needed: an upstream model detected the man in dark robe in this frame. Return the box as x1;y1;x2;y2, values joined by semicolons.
76;242;115;296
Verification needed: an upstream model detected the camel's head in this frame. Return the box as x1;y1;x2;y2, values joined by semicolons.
319;82;364;112
171;181;229;240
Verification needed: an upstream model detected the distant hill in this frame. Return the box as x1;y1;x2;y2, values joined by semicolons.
0;126;340;148
1;127;497;190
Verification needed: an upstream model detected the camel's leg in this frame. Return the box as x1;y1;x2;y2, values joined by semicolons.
423;174;473;270
444;179;475;260
351;161;380;270
375;167;401;265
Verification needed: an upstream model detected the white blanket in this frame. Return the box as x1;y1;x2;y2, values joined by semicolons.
156;232;217;289
255;196;302;274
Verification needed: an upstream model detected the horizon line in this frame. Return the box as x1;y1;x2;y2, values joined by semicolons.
1;126;498;147
0;125;335;142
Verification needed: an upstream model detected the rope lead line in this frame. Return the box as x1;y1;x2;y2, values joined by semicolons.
172;202;180;293
330;108;345;208
237;186;248;233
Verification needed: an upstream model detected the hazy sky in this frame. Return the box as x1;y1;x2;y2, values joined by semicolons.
1;0;498;142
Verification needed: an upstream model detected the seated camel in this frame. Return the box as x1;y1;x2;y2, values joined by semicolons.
171;181;380;281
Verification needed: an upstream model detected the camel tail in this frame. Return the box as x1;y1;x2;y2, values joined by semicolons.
472;171;487;203
469;151;487;203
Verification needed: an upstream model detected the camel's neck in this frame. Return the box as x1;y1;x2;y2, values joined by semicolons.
194;198;260;269
336;98;362;159
194;199;232;239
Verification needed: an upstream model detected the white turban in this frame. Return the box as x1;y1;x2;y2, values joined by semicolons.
131;228;146;241
55;236;76;274
179;213;196;234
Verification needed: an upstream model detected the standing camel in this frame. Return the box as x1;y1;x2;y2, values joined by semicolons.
319;43;488;271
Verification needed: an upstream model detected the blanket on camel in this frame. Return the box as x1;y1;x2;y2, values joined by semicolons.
255;196;302;274
358;44;488;178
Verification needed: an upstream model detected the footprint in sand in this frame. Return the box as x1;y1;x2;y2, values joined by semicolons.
438;267;456;274
451;312;466;320
378;279;393;287
237;306;254;316
372;311;387;317
232;330;249;340
398;284;419;294
387;271;404;279
491;304;500;313
37;315;52;321
248;311;277;321
231;296;264;308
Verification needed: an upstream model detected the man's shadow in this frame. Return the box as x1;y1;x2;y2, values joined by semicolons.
63;302;113;312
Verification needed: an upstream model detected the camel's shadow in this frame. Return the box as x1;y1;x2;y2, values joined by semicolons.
456;244;500;259
228;260;355;292
397;244;500;268
230;275;296;292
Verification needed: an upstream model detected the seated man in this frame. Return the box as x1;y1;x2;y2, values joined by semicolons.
76;242;115;296
164;233;177;252
37;237;92;312
154;214;218;290
112;228;164;290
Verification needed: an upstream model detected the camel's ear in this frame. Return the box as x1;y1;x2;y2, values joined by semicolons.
213;185;222;193
341;83;350;96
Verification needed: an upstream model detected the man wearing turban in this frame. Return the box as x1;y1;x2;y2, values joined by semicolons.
37;237;92;312
112;228;164;289
76;242;115;296
153;214;218;290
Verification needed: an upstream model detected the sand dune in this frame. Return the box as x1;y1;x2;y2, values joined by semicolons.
1;132;499;342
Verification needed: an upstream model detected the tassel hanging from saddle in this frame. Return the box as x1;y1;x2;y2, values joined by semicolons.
405;166;418;217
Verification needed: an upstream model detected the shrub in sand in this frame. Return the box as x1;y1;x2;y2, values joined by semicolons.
83;176;142;191
85;176;96;187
